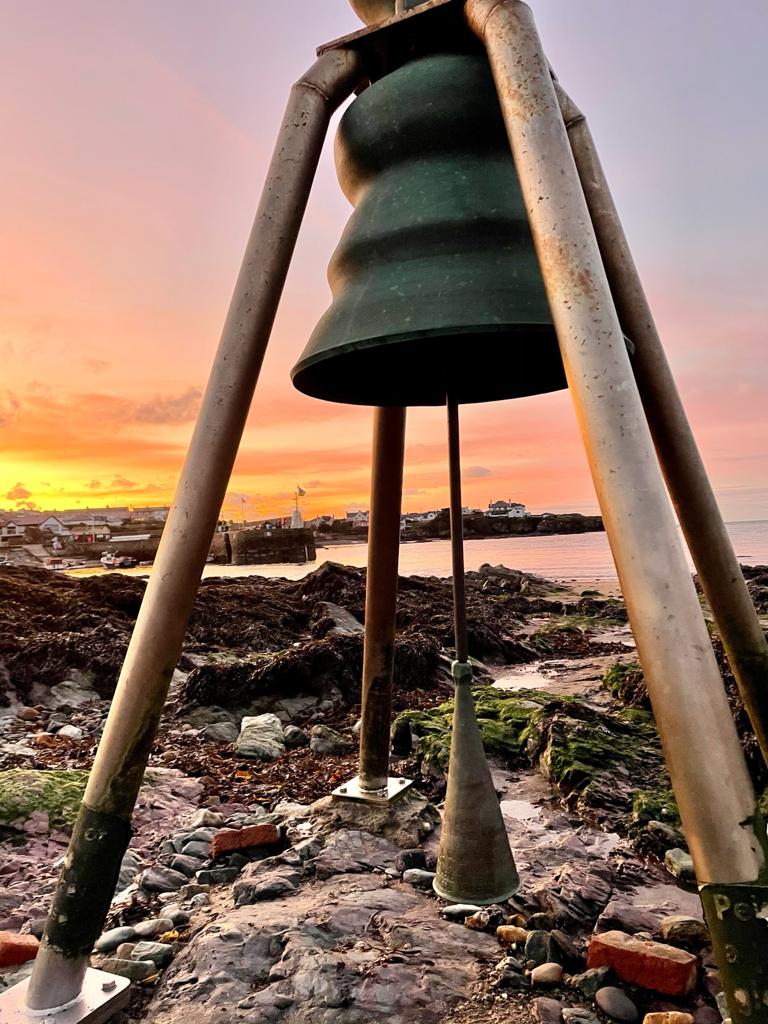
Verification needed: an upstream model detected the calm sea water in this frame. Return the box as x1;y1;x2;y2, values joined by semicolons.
68;519;768;584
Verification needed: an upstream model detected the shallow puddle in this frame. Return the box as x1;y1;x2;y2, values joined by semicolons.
493;662;557;691
500;798;543;822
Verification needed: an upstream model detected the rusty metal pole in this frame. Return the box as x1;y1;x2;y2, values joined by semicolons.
333;406;413;802
467;3;768;1017
554;81;768;765
466;0;764;880
20;49;362;1017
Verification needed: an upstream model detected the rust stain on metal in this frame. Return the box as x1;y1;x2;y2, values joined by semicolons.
537;234;597;301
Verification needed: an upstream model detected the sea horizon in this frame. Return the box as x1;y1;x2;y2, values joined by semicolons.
64;517;768;586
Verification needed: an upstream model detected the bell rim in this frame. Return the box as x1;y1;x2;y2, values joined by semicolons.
291;321;565;407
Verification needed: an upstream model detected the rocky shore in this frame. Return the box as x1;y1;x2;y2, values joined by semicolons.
0;561;766;1024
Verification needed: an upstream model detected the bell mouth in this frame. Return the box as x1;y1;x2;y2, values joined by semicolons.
290;324;566;406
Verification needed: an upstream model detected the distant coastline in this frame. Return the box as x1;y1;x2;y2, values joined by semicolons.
317;511;604;545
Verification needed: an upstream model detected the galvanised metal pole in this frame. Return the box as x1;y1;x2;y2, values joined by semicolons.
357;406;407;795
465;0;764;882
25;48;362;1015
555;80;768;766
467;2;768;1016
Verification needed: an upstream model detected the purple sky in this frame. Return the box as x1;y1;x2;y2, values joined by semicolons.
1;1;766;521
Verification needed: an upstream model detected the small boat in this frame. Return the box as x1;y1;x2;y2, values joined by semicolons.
100;551;137;569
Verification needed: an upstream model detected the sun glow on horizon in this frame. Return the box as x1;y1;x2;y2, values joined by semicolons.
2;1;767;525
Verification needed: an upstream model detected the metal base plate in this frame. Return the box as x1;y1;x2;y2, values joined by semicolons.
332;775;414;804
0;969;131;1024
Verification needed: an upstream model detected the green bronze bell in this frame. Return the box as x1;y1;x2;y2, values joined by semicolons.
291;52;564;407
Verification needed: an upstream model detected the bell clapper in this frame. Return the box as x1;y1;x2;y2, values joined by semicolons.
432;394;520;905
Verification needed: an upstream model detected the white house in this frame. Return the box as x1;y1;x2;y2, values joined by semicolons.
487;500;527;518
0;520;22;544
405;510;439;523
0;511;47;543
307;515;334;530
345;510;369;525
40;516;70;535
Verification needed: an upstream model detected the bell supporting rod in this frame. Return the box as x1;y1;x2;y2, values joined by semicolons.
466;2;768;1018
17;49;363;1019
332;406;414;803
447;396;469;663
431;394;520;905
554;80;768;767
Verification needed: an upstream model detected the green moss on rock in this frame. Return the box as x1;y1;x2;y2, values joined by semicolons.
397;686;674;842
398;688;557;771
0;769;88;828
631;785;680;827
601;660;648;708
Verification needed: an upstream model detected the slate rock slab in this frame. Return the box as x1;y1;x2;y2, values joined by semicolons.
148;873;497;1024
311;829;399;880
235;714;285;760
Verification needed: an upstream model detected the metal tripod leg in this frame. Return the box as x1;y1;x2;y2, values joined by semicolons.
19;48;362;1017
333;406;414;803
555;79;768;768
466;2;766;1018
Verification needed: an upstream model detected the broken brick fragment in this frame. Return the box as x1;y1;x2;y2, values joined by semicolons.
588;930;698;996
0;931;39;968
211;823;280;858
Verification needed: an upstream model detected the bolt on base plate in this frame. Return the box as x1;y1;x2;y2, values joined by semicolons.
332;775;414;804
0;968;131;1024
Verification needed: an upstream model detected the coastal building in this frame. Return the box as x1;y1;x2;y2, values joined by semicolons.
40;516;69;535
345;510;369;526
68;523;111;543
0;511;51;544
0;518;23;545
53;508;130;528
306;515;334;530
129;506;169;523
404;510;439;523
487;499;527;518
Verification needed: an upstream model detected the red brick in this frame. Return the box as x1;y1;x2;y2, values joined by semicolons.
211;823;280;858
0;932;39;968
588;930;698;996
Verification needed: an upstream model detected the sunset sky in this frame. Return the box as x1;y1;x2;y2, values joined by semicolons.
1;1;766;524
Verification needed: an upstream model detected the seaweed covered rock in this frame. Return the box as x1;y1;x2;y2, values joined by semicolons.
704;564;768;614
186;575;311;653
0;566;144;703
601;634;768;794
297;561;367;616
602;662;646;708
178;635;361;711
0;768;88;829
396;689;675;838
300;563;539;663
178;632;445;712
